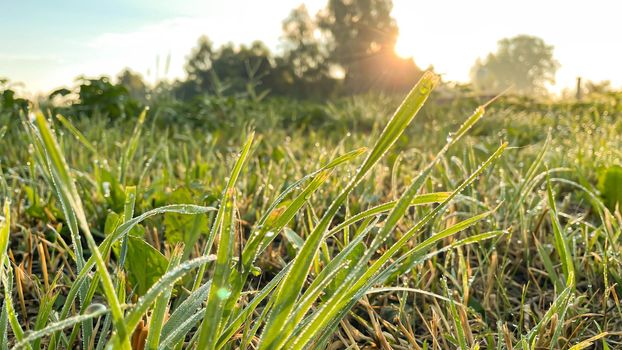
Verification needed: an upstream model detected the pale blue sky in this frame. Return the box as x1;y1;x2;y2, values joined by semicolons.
2;0;621;95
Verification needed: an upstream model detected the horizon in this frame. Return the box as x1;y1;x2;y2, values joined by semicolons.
3;0;621;95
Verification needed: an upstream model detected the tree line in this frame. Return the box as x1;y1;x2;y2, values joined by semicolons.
136;0;424;101
3;0;598;122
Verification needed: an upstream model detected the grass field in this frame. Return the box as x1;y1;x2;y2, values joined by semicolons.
1;72;622;349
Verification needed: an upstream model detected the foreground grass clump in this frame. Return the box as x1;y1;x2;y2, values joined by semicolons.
0;72;621;349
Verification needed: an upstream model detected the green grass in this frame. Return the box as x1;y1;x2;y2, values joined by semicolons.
0;74;621;349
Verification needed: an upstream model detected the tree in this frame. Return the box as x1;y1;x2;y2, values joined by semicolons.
282;5;328;80
182;36;216;97
0;79;29;124
49;77;142;119
211;41;274;98
117;69;148;102
279;5;335;97
180;36;274;99
318;0;421;93
470;35;559;95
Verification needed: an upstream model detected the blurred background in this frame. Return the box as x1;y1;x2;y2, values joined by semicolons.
2;0;621;101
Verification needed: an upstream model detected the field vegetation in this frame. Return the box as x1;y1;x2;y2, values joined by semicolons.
2;0;622;348
1;71;622;349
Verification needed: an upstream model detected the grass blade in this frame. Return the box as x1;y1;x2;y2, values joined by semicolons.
109;255;217;347
145;244;184;350
29;113;130;348
259;71;440;349
196;189;237;349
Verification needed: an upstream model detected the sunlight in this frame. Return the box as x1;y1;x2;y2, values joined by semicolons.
394;37;412;59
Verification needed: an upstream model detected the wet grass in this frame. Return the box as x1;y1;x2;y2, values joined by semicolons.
0;73;621;349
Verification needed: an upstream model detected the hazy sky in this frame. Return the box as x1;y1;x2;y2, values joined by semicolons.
2;0;621;94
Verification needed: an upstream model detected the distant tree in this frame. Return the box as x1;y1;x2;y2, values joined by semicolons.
282;6;328;81
318;0;421;93
180;36;274;99
182;36;216;97
49;77;141;119
117;69;148;102
280;5;336;97
0;79;29;123
212;41;274;98
585;80;612;95
470;35;559;95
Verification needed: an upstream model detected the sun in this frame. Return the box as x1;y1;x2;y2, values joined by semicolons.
394;36;414;59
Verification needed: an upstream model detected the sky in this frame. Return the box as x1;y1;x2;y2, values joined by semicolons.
2;0;621;95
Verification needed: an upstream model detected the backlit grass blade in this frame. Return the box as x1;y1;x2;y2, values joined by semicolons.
442;277;468;350
519;273;574;347
252;147;367;230
352;71;440;183
240;147;366;275
109;255;217;347
54;204;216;331
215;263;291;349
158;308;205;350
281;100;491;343
193;132;254;291
325;192;450;238
25;119;84;268
1;266;26;348
11;306;109;350
535;237;563;291
30;113;130;348
219;146;366;332
288;143;507;349
32;292;58;350
286;220;378;329
1;296;8;349
55;114;98;155
160;281;211;346
119;185;137;267
244;169;333;267
546;176;575;286
371;230;506;291
508;132;550;218
299;228;505;349
196;188;236;349
145;244;184;350
119;108;147;185
259;71;440;350
0;201;10;279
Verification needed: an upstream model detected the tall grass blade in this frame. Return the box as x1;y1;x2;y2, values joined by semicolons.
193;132;254;290
145;245;184;350
28;113;130;348
196;189;237;349
546;176;575;286
259;71;440;349
11;306;108;350
109;255;217;347
289;143;507;349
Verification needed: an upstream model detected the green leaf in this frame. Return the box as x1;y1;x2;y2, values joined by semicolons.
163;188;207;248
55;114;98;154
97;167;126;213
598;165;622;211
125;236;169;296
